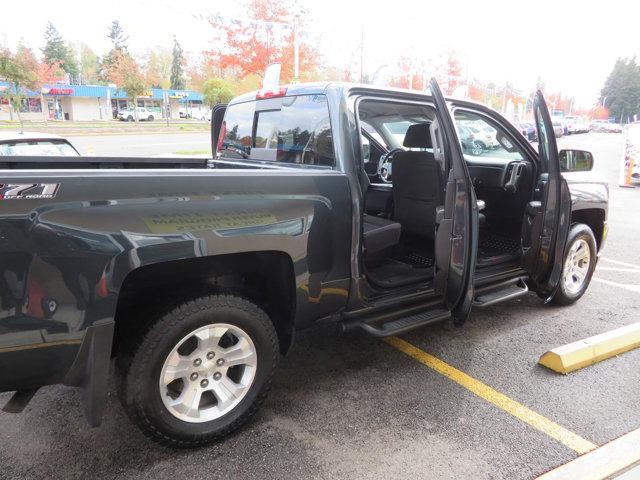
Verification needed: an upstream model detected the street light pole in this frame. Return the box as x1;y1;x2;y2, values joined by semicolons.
293;14;300;82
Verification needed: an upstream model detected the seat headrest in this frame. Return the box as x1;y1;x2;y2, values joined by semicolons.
403;123;432;149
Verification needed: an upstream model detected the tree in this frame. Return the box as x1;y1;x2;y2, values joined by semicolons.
145;47;172;89
441;51;463;95
202;78;234;108
100;20;129;82
205;0;319;82
170;37;185;90
0;45;62;128
108;51;146;122
42;22;78;78
78;43;99;84
108;20;128;51
600;57;640;123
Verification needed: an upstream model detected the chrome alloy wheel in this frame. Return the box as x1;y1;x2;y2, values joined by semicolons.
562;238;591;295
159;323;257;423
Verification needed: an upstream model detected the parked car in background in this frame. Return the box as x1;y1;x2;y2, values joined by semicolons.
457;125;485;155
179;107;212;121
0;132;80;156
603;123;623;133
117;107;157;121
457;124;497;155
518;122;538;142
551;118;564;137
590;121;623;133
564;116;589;134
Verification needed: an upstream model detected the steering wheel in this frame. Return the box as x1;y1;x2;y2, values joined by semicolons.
377;148;404;183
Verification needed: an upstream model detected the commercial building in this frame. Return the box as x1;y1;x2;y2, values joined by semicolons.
0;82;204;121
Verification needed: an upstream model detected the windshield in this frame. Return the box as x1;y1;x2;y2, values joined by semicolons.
357;99;435;150
0;139;79;156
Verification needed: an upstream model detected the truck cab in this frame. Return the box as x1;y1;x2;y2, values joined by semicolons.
213;80;605;334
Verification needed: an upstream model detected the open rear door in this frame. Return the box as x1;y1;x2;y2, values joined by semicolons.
521;91;571;298
430;79;479;325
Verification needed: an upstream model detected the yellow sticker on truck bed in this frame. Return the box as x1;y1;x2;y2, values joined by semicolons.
142;211;278;234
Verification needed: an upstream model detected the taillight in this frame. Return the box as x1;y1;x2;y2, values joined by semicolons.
256;87;287;99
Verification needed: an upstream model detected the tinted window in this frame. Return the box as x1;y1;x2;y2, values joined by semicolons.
219;94;334;167
454;111;524;161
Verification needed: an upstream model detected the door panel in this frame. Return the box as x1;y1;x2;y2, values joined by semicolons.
430;79;478;324
522;91;571;297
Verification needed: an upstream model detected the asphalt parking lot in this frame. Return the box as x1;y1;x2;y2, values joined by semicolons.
1;132;638;480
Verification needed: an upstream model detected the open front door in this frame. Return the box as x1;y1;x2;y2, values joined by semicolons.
430;79;478;325
211;104;228;157
521;91;571;298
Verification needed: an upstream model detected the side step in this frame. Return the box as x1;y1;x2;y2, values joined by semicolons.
359;308;451;337
2;388;39;414
473;278;529;307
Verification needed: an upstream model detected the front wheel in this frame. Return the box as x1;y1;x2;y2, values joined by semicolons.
117;294;279;447
552;224;597;305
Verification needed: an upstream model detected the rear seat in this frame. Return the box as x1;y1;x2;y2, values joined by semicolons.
363;214;401;255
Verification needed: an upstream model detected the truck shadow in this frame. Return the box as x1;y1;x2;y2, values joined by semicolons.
0;292;578;479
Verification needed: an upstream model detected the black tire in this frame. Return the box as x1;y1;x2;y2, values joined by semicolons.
117;294;279;447
148;115;154;121
470;140;484;156
127;116;133;122
552;223;597;305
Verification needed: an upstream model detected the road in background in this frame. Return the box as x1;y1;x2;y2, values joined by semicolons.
68;132;211;157
1;132;637;480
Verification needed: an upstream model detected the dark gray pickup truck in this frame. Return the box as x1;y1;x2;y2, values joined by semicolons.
0;79;608;446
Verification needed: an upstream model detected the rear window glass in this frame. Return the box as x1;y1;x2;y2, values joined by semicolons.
218;94;335;167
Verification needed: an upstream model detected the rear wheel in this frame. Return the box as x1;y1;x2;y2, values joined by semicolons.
148;115;154;121
552;223;597;305
117;294;279;447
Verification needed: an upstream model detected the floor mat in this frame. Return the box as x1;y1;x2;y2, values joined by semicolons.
478;231;520;257
390;250;434;268
365;259;433;288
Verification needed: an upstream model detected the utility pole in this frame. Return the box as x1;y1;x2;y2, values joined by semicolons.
293;13;300;82
360;25;364;83
501;85;507;113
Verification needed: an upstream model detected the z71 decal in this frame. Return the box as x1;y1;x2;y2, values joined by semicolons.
0;183;60;200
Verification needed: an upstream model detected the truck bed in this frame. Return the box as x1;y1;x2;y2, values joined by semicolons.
0;155;209;169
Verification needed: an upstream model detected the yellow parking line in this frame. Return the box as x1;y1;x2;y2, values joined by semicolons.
384;336;598;455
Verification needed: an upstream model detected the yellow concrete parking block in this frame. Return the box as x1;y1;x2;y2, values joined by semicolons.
539;322;640;374
536;428;640;480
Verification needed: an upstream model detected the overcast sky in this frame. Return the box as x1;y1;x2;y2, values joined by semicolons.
2;0;638;107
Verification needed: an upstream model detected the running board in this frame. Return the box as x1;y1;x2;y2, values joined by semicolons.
473;278;528;307
358;308;451;337
2;388;39;414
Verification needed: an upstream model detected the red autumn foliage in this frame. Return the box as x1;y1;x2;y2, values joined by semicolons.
205;0;319;81
441;51;462;95
589;104;609;120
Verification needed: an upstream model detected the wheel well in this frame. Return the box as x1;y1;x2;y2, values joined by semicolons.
571;208;605;250
112;251;296;357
